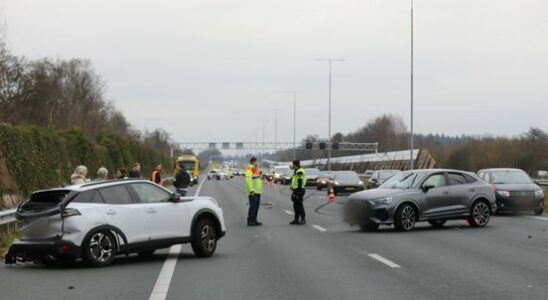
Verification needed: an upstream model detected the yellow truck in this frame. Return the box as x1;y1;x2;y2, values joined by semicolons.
175;155;200;184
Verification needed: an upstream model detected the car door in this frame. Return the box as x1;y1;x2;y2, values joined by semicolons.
419;173;453;218
129;182;191;240
96;184;149;243
447;172;472;214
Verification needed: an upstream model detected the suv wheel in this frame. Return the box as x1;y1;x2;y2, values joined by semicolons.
83;231;117;267
534;202;544;216
468;201;491;227
394;204;416;232
360;222;379;232
428;219;447;228
191;218;218;258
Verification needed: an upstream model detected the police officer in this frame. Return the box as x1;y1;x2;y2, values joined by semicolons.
290;160;307;225
245;157;263;226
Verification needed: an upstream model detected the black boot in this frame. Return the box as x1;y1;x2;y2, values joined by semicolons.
290;220;299;225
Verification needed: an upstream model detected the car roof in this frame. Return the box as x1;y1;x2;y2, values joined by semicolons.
37;179;160;194
478;168;525;173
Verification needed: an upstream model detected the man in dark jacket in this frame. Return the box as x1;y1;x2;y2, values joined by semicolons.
174;165;191;196
128;162;141;178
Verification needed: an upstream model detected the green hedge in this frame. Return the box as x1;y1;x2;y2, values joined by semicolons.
0;123;171;199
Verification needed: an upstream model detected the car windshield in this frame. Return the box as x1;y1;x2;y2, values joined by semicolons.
305;169;320;176
179;161;196;170
320;172;334;179
380;172;422;189
276;168;292;175
490;171;532;184
379;171;399;181
334;172;359;181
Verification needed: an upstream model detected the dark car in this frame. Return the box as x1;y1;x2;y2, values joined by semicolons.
329;171;365;195
305;168;321;187
344;169;496;232
367;170;401;189
477;168;544;215
317;171;335;190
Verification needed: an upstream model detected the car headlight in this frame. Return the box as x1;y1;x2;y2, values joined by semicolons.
334;181;340;186
358;181;364;186
535;190;544;198
320;180;326;184
369;197;393;205
497;191;510;197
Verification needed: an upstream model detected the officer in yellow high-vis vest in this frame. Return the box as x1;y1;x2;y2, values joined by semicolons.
245;157;263;226
290;160;307;225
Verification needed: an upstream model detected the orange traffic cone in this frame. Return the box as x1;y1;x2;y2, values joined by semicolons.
328;187;336;203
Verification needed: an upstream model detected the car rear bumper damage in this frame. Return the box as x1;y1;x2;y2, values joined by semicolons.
5;239;81;264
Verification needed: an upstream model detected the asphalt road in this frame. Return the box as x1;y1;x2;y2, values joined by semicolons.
1;177;548;300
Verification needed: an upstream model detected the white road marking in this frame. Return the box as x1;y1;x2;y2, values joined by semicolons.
311;225;328;232
149;177;206;300
528;216;548;221
368;253;401;268
284;210;294;215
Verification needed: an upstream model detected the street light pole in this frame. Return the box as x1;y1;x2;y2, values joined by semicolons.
410;0;415;170
287;91;303;160
317;58;345;171
274;109;278;162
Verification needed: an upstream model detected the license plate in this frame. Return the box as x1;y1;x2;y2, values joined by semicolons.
346;187;355;192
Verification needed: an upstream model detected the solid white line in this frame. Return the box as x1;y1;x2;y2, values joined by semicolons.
528;216;548;221
368;253;401;268
284;210;294;215
149;244;182;300
149;177;206;300
311;225;328;232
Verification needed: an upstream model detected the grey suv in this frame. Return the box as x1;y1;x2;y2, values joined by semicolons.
344;169;496;232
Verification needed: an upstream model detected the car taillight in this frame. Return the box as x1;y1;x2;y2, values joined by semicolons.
59;244;71;254
62;208;81;218
489;185;496;193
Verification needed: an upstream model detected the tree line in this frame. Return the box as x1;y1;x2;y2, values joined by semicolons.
0;41;172;156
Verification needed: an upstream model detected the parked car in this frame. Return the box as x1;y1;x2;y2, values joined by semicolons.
477;168;544;215
264;168;275;181
317;171;335;190
5;180;226;266
207;170;219;180
304;168;321;187
273;166;293;184
329;171;365;195
344;169;496;232
367;170;401;189
217;171;230;180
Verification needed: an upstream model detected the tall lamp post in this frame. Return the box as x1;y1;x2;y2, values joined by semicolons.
317;58;345;171
410;0;415;170
287;91;303;160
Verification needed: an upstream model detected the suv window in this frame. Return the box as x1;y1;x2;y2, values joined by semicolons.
99;185;134;204
131;183;171;203
448;173;468;185
72;190;104;203
423;174;447;188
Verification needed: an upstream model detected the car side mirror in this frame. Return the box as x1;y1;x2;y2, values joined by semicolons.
422;185;435;193
170;193;181;203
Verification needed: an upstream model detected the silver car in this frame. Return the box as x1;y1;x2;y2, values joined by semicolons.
344;169;496;232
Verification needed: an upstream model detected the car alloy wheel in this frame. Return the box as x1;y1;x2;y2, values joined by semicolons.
395;204;416;232
85;231;116;267
469;201;490;227
534;201;544;216
191;218;218;257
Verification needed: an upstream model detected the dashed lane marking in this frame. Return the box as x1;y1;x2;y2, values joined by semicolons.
528;216;548;221
368;253;401;269
284;210;294;215
311;225;328;232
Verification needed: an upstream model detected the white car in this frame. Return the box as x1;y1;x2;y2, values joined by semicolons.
5;179;226;267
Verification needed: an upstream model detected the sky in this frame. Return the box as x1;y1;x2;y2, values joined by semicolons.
2;0;548;145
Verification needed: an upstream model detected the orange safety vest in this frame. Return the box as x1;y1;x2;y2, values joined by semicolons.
151;170;163;185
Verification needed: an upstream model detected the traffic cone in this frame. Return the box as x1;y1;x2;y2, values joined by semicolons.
328;187;336;203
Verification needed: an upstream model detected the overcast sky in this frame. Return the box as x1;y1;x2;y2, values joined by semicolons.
3;0;548;144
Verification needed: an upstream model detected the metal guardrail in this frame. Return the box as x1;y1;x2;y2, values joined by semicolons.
534;179;548;188
0;209;17;226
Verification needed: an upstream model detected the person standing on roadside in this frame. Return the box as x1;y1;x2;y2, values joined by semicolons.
245;157;263;226
115;167;128;179
290;160;307;225
151;164;163;185
93;167;109;182
71;165;90;185
128;162;141;178
174;165;191;196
